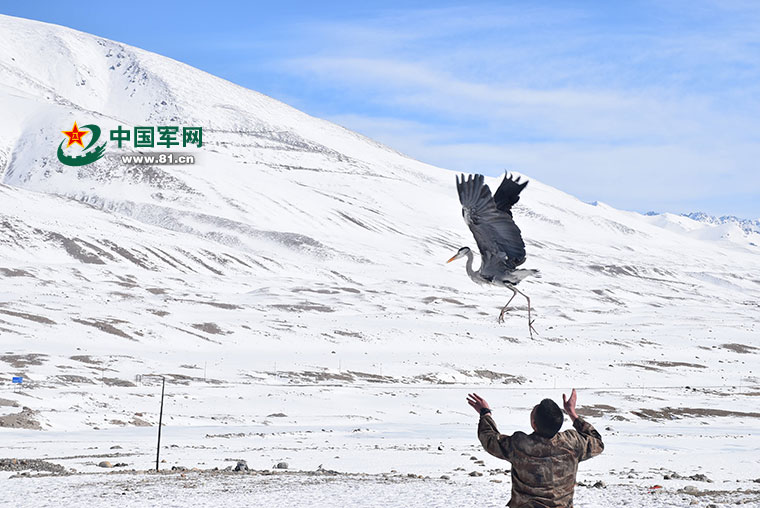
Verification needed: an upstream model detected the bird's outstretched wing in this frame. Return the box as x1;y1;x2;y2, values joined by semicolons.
456;173;526;276
493;172;528;217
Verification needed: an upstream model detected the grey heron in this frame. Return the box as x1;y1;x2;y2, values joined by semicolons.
448;173;539;337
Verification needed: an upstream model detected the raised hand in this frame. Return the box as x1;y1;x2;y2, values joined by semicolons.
467;393;490;414
562;388;578;420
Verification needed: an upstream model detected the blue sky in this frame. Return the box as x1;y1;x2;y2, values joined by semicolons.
4;1;760;217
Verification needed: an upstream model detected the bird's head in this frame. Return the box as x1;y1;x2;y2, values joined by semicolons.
447;247;471;263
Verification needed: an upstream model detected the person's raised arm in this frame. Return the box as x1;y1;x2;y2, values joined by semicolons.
563;388;604;461
467;393;511;461
562;388;580;421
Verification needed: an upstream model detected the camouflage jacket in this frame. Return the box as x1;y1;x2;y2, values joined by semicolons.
478;413;604;508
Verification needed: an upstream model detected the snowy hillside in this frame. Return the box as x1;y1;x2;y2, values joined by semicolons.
1;14;759;506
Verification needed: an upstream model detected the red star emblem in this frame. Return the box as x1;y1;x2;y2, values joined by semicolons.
61;122;89;149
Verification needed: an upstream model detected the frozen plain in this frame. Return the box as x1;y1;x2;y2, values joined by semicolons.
0;13;759;507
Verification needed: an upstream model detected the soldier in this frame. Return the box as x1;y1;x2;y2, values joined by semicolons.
467;389;604;508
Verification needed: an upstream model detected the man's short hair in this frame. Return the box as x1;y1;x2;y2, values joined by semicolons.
534;399;563;438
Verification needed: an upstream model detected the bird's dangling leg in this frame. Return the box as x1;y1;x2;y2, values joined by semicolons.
513;287;538;339
498;286;518;324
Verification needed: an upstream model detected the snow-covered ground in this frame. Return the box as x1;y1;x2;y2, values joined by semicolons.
6;471;760;508
1;13;759;507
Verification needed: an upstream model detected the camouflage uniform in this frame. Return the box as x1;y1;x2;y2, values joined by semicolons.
478;413;604;508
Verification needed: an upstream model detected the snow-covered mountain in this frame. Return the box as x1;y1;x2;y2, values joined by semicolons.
643;210;760;248
0;14;759;497
682;212;760;233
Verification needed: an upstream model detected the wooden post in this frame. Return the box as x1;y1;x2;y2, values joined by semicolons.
156;376;165;472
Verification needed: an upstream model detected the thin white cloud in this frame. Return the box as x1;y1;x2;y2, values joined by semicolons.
326;112;760;216
271;3;760;216
292;56;755;145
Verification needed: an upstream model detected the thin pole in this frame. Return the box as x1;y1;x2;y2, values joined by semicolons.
156;376;165;472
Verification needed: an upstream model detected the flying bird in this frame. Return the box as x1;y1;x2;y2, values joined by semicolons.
448;173;538;337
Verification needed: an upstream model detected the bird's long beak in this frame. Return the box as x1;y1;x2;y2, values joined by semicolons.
446;254;458;263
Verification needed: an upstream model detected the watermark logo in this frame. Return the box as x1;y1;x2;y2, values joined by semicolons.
109;125;202;149
57;122;107;166
57;122;203;166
